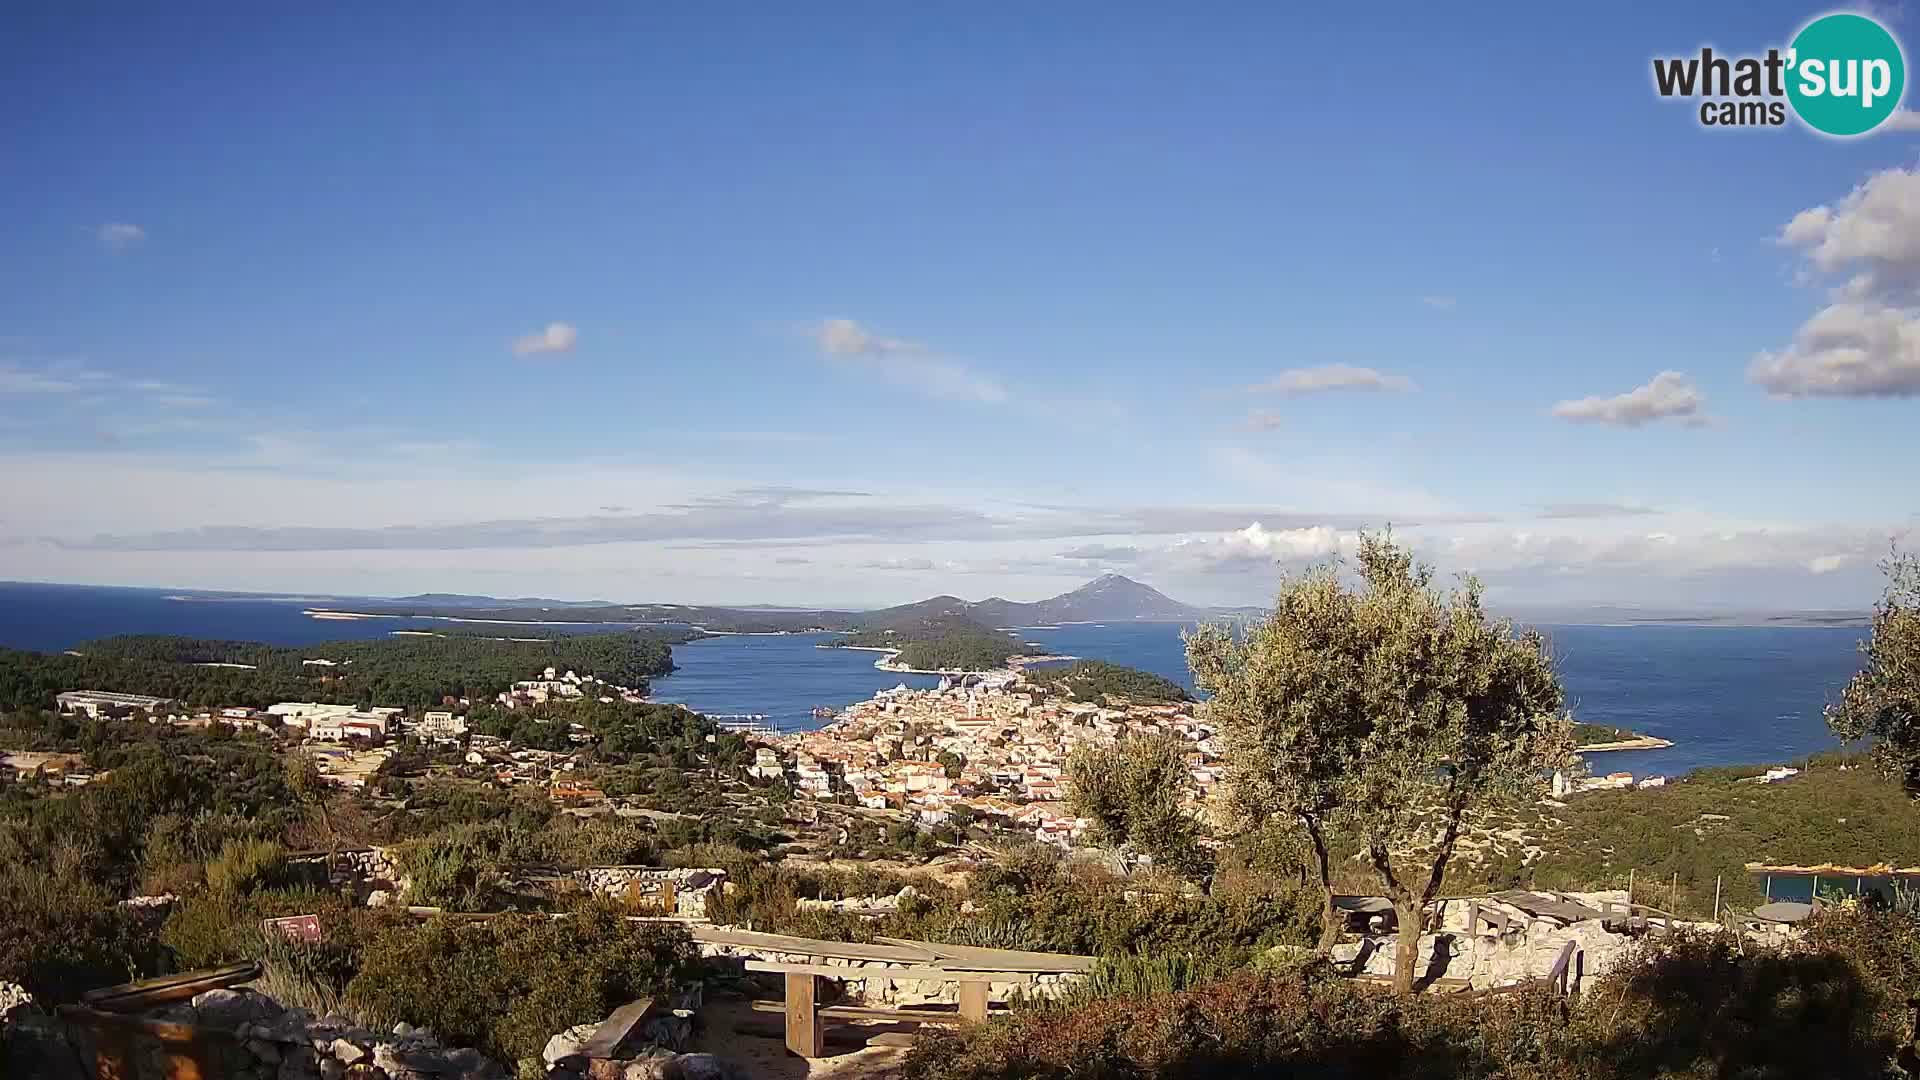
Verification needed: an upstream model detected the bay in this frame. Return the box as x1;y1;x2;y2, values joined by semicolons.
0;582;1870;776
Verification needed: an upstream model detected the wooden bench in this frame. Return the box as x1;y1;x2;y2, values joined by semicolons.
744;959;1033;1057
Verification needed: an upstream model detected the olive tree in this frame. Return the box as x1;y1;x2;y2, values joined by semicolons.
1065;734;1212;881
1828;551;1920;791
1187;533;1572;992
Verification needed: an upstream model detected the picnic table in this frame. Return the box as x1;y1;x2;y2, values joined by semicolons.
706;930;1092;1059
1754;899;1824;925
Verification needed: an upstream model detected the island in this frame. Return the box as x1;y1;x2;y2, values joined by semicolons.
1573;721;1675;752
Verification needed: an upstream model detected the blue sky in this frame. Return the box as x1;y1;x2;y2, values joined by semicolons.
3;3;1918;609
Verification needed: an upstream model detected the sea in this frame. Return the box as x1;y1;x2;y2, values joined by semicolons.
0;581;1871;778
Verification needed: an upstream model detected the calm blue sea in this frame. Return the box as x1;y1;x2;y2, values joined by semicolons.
0;582;1869;776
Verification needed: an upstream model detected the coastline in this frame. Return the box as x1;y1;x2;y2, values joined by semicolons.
1576;735;1677;753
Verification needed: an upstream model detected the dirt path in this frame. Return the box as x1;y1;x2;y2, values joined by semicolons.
693;997;916;1080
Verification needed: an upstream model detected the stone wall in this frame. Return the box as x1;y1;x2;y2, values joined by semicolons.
1;985;507;1080
569;867;727;919
1330;890;1646;993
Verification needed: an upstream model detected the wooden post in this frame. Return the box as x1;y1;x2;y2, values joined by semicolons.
1672;872;1679;916
959;980;989;1024
660;879;678;915
1713;876;1722;923
784;972;823;1059
1629;868;1635;904
94;1026;136;1080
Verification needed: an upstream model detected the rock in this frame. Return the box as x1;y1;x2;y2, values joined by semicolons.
393;1021;416;1036
195;988;285;1029
543;1023;601;1069
662;1053;747;1080
249;1039;285;1064
0;981;35;1023
608;1048;679;1080
332;1038;369;1065
318;1059;346;1080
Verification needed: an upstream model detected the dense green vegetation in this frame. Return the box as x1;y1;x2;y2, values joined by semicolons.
1468;752;1920;916
1067;735;1211;879
1828;550;1920;790
0;628;692;712
1574;721;1655;746
1187;534;1572;990
346;906;699;1065
1030;659;1191;703
831;610;1036;671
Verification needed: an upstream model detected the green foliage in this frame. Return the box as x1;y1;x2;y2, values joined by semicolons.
0;627;690;712
894;633;1027;672
1488;753;1920;916
706;842;1318;963
0;855;160;1002
1188;532;1573;987
1065;734;1212;881
1573;722;1650;746
832;612;1033;672
345;906;700;1066
204;837;290;897
1827;550;1920;791
1029;660;1191;704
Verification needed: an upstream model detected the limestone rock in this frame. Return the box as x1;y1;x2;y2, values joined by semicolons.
194;988;285;1029
663;1053;748;1080
544;1022;601;1069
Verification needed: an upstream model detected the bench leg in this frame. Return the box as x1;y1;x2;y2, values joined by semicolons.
784;972;823;1058
959;981;989;1024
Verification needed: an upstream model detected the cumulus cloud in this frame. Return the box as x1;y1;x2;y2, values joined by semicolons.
809;318;1007;403
1750;302;1920;397
96;223;145;252
512;322;579;357
1248;364;1416;396
1755;167;1920;397
1550;372;1709;427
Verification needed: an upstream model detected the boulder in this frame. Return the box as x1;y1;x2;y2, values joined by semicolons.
662;1053;748;1080
194;988;285;1029
543;1022;601;1070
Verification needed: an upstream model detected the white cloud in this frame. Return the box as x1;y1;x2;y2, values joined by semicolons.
1809;554;1852;574
1888;109;1920;132
1779;166;1920;302
511;322;579;357
1749;302;1920;397
96;223;145;252
809;318;1007;403
1241;408;1284;431
1757;167;1920;398
1248;364;1416;396
1550;371;1709;427
1420;295;1457;310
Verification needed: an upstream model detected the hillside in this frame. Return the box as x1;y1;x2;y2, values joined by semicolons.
860;574;1208;630
324;574;1211;634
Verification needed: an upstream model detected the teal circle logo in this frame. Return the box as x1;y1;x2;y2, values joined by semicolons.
1787;13;1906;136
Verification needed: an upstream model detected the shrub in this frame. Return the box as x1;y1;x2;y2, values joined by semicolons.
344;905;700;1067
204;837;291;897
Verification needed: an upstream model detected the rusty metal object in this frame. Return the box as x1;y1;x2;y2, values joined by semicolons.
79;963;262;1014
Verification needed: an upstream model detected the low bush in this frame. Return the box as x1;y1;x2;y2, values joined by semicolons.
344;904;700;1068
907;913;1916;1080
